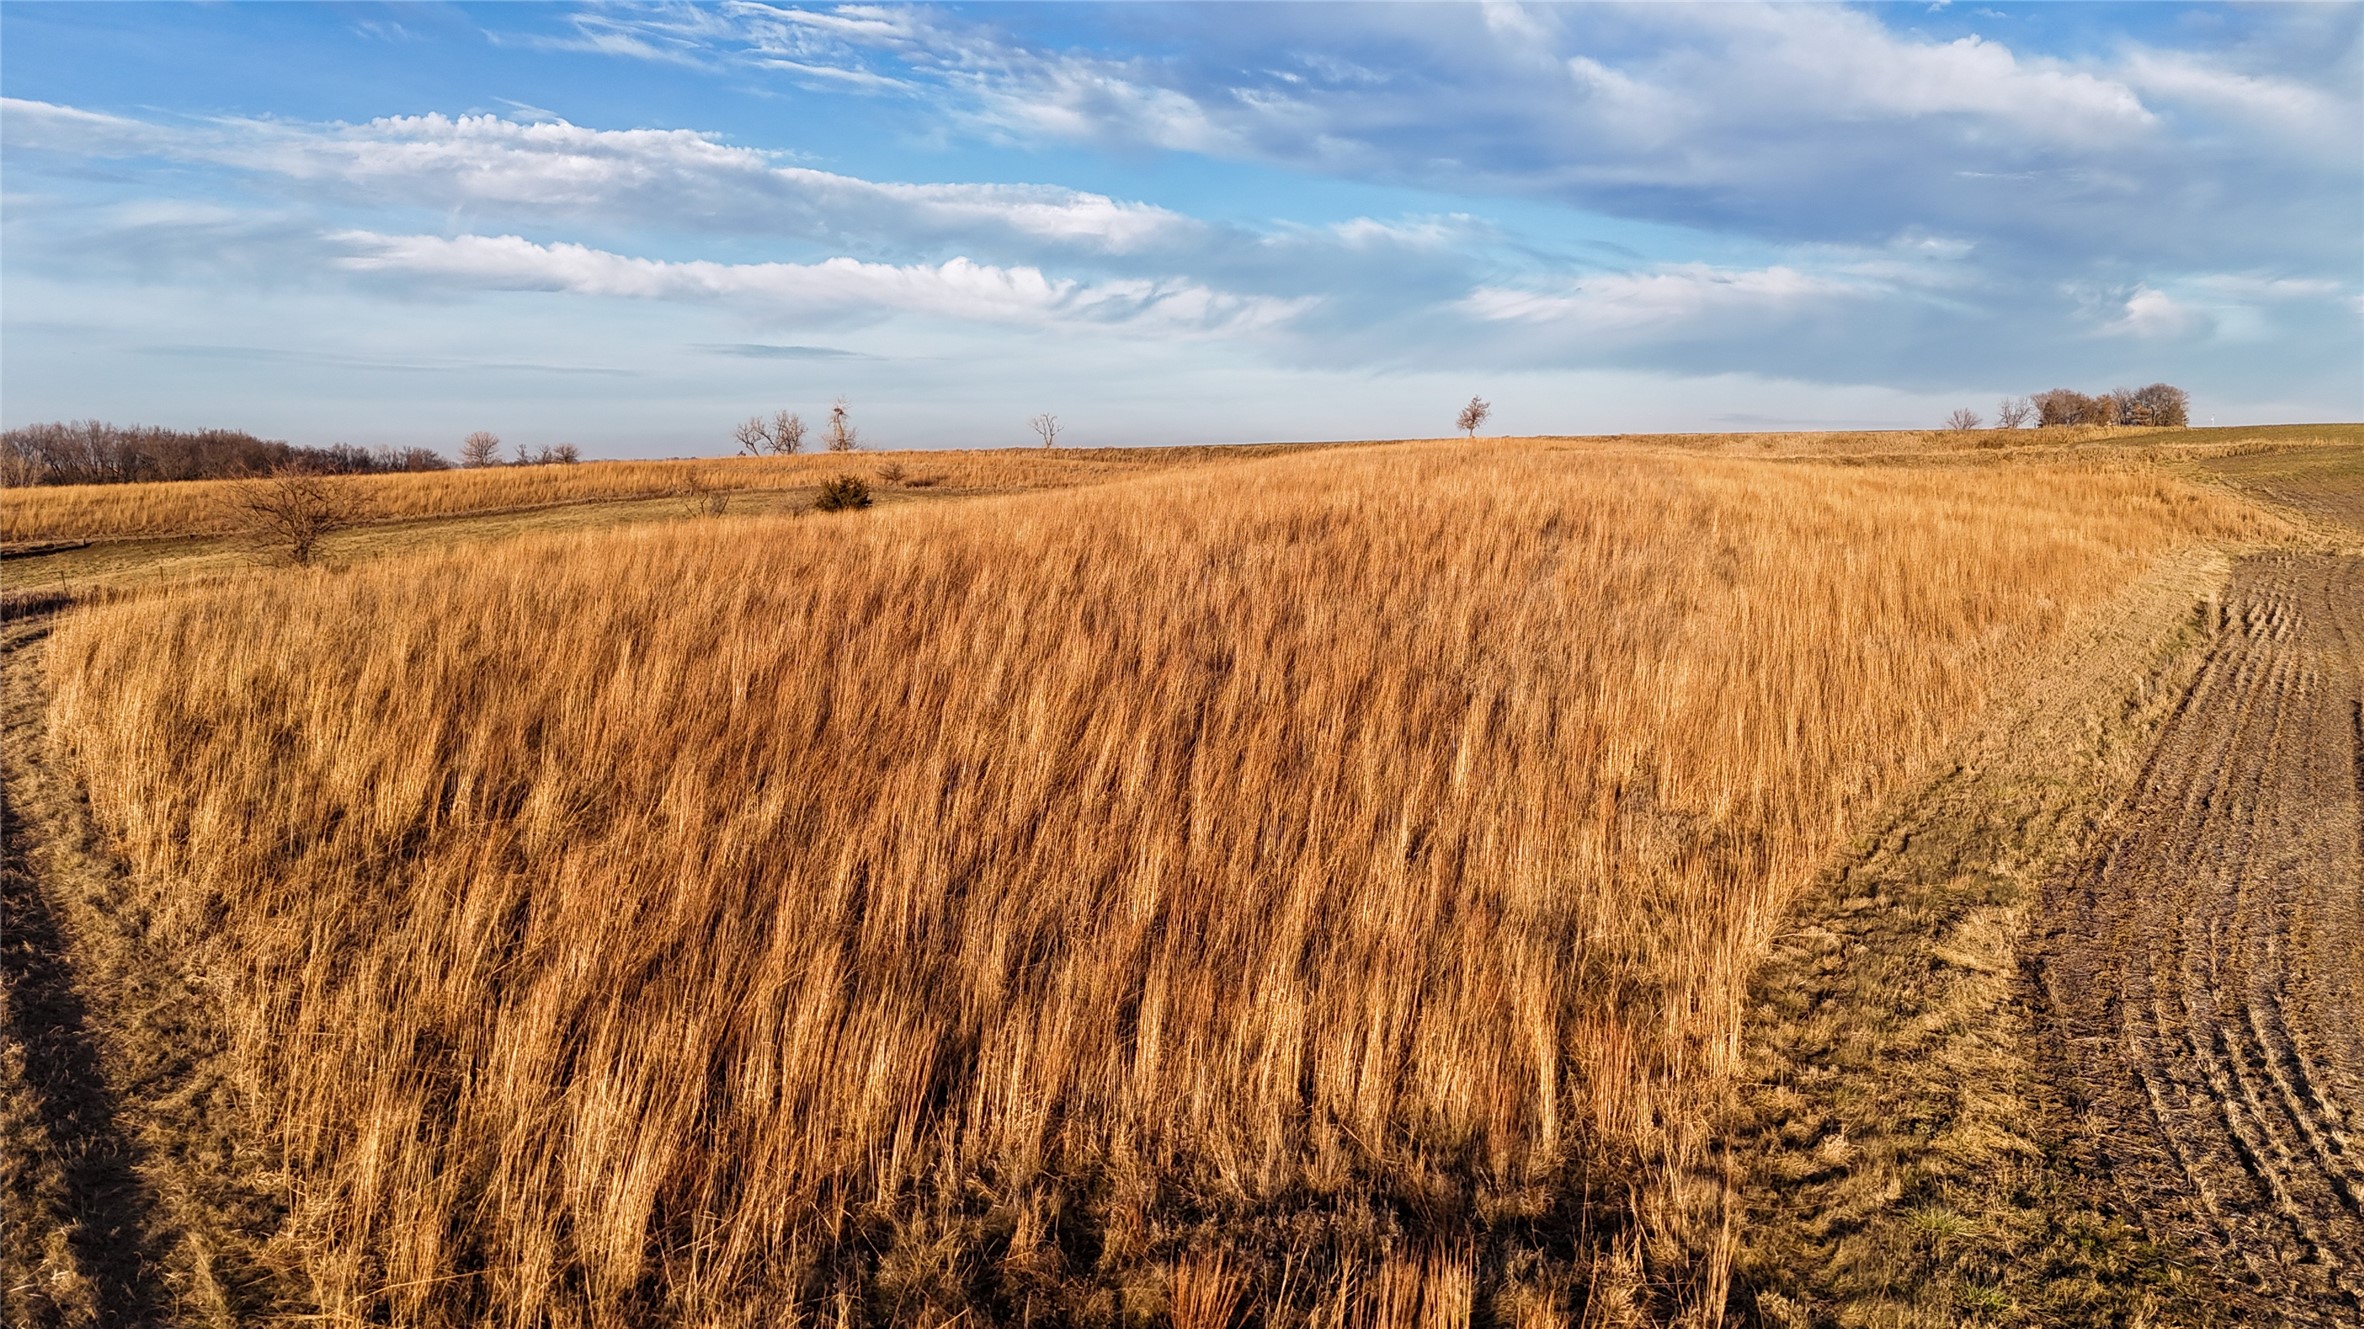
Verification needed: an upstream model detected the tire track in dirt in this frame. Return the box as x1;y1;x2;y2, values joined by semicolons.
2036;552;2364;1324
1;610;310;1326
2;652;168;1324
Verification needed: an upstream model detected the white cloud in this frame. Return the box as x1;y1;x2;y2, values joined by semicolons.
2096;285;2207;340
1;99;1202;258
332;231;1305;334
566;3;2352;281
1669;7;2156;137
0;98;165;156
1462;262;1861;333
2186;273;2347;302
2120;49;2354;144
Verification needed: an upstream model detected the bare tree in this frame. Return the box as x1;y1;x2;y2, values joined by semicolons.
461;431;503;467
220;466;374;566
825;397;859;452
1996;397;2032;430
2127;382;2190;427
733;417;770;456
1457;396;1491;438
770;411;805;454
1031;413;1061;448
1945;407;1983;432
550;444;581;464
2033;388;2118;427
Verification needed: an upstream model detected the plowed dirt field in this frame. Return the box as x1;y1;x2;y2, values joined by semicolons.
2035;550;2364;1324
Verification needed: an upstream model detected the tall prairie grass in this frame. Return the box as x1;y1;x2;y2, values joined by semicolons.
46;443;2273;1325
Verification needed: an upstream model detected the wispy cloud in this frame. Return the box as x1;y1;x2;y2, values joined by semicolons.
560;3;2356;275
1462;263;1865;334
138;343;635;375
0;98;1204;258
331;230;1307;334
699;342;871;360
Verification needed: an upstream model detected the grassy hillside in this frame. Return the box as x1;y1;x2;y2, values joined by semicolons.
40;440;2277;1326
1;445;1343;545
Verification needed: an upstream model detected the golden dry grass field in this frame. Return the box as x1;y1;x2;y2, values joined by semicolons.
0;444;1332;545
8;432;2301;1328
5;421;2320;549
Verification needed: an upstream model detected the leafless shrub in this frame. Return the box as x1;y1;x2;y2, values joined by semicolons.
677;472;731;518
219;465;375;565
877;462;908;486
460;431;503;468
550;444;582;465
1996;398;2032;430
1945;408;1983;432
1457;396;1492;438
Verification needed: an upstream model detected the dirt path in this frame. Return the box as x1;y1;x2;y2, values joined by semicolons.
2034;551;2364;1323
1725;549;2248;1326
0;611;308;1327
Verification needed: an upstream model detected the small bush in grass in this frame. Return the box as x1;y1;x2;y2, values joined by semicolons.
220;465;376;564
814;476;872;512
677;473;730;517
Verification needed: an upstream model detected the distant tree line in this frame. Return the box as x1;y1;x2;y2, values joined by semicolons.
1;420;450;487
2031;384;2189;428
728;397;869;456
1948;383;2190;433
460;432;581;468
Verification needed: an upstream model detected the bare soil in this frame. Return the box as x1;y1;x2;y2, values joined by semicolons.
2033;551;2364;1324
0;611;309;1327
1725;550;2248;1327
2189;445;2364;540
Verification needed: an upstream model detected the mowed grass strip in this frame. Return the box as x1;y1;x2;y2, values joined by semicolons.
46;442;2274;1325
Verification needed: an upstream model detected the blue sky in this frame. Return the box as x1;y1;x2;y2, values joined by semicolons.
3;2;2357;455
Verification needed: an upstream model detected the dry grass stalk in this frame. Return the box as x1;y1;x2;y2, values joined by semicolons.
44;443;2274;1324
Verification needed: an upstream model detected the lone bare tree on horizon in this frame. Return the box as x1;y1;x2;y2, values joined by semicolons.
771;411;806;454
460;431;502;467
825;398;859;452
1031;413;1061;448
1457;396;1492;438
734;412;809;455
733;418;768;456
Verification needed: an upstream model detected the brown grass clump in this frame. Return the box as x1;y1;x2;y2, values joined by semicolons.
44;442;2273;1325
